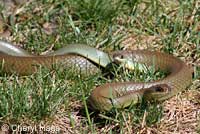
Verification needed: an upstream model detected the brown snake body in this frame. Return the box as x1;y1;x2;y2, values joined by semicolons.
0;41;193;111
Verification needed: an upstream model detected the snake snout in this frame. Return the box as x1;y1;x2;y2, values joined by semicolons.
112;53;125;64
112;53;137;71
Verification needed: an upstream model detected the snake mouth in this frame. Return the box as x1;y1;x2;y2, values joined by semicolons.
112;53;148;73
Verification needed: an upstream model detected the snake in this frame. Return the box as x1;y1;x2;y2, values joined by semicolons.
0;40;193;111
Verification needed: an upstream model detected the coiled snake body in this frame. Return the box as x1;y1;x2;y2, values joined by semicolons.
0;41;193;111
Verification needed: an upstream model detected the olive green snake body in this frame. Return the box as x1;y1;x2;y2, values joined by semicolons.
0;40;193;111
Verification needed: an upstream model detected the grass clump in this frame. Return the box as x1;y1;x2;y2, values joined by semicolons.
0;0;199;133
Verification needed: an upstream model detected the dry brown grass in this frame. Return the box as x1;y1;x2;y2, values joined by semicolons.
48;34;200;133
0;0;199;134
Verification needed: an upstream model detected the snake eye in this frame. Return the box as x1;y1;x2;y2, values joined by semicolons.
113;53;124;60
114;54;124;59
119;54;124;59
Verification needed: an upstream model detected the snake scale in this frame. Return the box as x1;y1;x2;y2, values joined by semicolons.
0;40;193;111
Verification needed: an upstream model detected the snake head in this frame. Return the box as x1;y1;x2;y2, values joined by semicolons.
112;52;147;72
113;53;135;70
